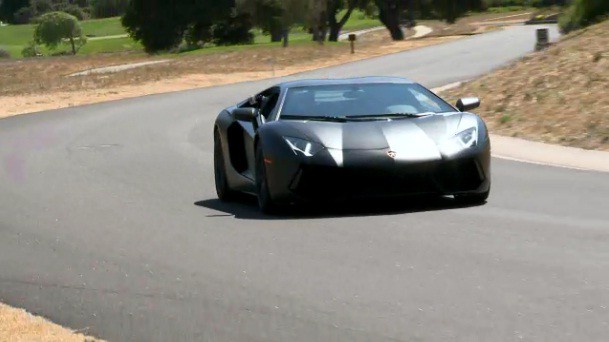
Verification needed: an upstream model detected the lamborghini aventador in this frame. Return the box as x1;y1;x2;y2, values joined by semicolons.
213;77;491;213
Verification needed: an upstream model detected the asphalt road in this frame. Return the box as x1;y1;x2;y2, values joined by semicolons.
3;25;609;341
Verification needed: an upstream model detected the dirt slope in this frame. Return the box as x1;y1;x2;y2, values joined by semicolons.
0;303;101;341
445;20;609;151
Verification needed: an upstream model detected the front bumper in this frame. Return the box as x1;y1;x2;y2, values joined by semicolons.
265;146;491;204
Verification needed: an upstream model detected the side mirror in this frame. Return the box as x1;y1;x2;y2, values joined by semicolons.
233;107;259;122
456;97;480;112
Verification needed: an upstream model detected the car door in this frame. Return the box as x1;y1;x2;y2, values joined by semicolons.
240;87;281;180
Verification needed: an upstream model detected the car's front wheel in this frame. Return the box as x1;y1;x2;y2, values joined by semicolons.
255;144;279;214
214;132;236;202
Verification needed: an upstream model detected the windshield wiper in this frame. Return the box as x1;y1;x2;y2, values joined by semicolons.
345;112;435;120
280;115;348;122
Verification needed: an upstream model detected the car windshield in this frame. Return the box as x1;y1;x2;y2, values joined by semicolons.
280;83;455;120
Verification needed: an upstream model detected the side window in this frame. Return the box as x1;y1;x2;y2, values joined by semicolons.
260;93;280;119
239;94;262;109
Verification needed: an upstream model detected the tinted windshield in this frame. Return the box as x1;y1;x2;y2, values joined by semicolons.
280;83;455;119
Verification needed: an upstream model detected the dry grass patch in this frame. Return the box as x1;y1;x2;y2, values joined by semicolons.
0;303;101;341
444;20;609;151
0;33;462;117
0;11;532;117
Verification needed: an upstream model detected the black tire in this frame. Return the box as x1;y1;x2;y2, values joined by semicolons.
255;144;279;214
455;188;489;205
214;132;236;202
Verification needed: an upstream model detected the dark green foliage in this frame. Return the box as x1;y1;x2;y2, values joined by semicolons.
34;11;86;54
122;0;190;53
184;22;213;48
430;0;485;23
560;0;609;33
212;13;254;45
91;0;128;18
0;0;29;23
60;4;87;20
122;0;242;53
12;5;33;23
31;0;54;16
246;0;284;42
1;0;94;24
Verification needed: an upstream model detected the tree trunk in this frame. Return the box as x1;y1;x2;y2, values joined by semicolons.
312;27;325;45
69;37;76;55
377;0;404;41
328;25;340;42
270;28;282;42
327;0;355;42
282;28;289;48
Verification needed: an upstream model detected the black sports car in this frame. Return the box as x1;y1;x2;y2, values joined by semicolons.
213;77;490;213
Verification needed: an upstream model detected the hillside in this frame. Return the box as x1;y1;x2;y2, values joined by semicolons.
445;20;609;151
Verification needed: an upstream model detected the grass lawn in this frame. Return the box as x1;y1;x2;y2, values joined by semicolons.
0;17;129;58
81;17;126;37
79;37;142;55
0;10;381;59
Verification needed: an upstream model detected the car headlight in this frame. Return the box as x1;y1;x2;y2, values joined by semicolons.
283;137;324;157
439;127;478;157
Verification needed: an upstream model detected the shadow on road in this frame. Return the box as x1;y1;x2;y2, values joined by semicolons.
195;195;482;220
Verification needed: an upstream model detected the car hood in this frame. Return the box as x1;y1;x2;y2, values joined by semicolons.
283;113;477;161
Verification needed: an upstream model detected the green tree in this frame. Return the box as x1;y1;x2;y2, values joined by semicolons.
34;11;86;55
239;0;318;46
279;0;315;47
212;13;255;45
560;0;609;33
122;0;190;53
237;0;285;42
123;0;238;53
189;0;240;46
0;0;29;23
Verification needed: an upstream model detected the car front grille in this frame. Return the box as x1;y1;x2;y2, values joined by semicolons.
289;159;484;199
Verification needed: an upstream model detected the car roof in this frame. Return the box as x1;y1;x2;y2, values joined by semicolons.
276;77;416;89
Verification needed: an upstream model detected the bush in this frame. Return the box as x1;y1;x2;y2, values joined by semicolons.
21;41;42;57
559;0;609;33
0;48;11;58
